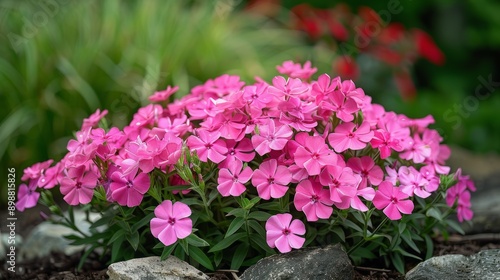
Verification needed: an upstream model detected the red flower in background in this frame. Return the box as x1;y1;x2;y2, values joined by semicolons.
413;29;445;65
250;2;445;100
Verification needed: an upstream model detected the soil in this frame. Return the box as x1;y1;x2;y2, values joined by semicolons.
1;207;500;280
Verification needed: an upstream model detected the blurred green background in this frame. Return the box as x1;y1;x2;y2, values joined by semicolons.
1;0;499;200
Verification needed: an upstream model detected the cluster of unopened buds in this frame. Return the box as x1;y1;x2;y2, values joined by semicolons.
17;61;474;254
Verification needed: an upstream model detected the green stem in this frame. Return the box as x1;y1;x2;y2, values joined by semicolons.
348;217;389;255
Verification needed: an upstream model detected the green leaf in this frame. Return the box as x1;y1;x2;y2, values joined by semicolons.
185;234;210;247
225;217;246;238
189;246;214;271
248;220;266;237
126;231;140;251
397;247;422;261
214;251;223;267
231;242;249;270
446;219;465;235
225;208;246;218
426;208;442;221
111;235;125;263
400;229;420;253
424;234;434;260
77;244;99;271
343;219;363;232
174;243;186;260
209;232;247;253
245;197;261;209
179;238;189;255
398;223;406;234
391;252;405;274
161;244;177;260
351;211;365;225
90;212;115;230
68;206;75;224
130;212;155;232
331;226;345;242
248;211;271;222
304;226;317;246
67;231;109;246
249;233;275;255
207;188;219;206
108;228;126;245
256;202;282;211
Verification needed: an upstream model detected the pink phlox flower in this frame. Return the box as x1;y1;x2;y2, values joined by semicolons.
293;135;337;176
376;112;411;148
22;159;54;182
328;121;373;153
219;138;256;168
38;162;63;189
276;60;317;80
251;159;291;200
125;135;163;174
319;165;359;208
372;181;414;220
339;80;365;106
311;74;340;103
149;85;179;102
150;200;192;246
370;129;403;159
66;128;97;167
426;143;451;175
350;185;376;212
207;74;245;97
324;89;358;122
385;165;399;185
399;166;436;198
110;170;150;207
278;97;318;131
187;99;219;120
347;156;383;189
398;114;434;133
212;111;247;141
251;119;293;156
186;129;228;163
243;84;273;109
154;133;183;168
129;104;162;128
81;109;108;131
419;165;440;192
400;134;431;164
101;164;119;202
217;160;253;197
60;165;99;205
265;213;306;253
16;179;40;212
362;103;386;128
157;114;191;137
294;179;333;221
268;76;309;98
446;178;474;222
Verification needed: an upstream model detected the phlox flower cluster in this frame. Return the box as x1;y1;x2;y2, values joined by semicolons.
17;61;474;254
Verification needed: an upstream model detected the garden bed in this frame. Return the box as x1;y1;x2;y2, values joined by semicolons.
2;206;499;280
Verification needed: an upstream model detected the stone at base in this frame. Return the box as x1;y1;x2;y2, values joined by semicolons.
240;244;353;280
406;249;500;280
107;256;209;280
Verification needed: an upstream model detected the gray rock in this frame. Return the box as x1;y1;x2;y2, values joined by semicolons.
19;210;101;260
406;249;500;280
107;256;209;280
240;244;353;280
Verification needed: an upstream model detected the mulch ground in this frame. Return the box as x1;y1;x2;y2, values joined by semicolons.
1;207;499;280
